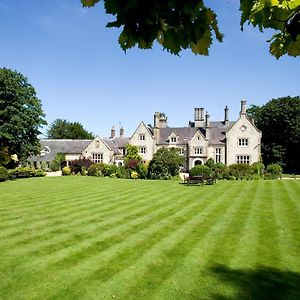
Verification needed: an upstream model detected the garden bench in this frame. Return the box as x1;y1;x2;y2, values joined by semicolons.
184;175;216;186
16;172;30;178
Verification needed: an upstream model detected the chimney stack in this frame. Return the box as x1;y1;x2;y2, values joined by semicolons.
120;126;124;137
111;125;115;138
194;107;205;127
224;105;229;126
205;112;210;140
240;99;247;115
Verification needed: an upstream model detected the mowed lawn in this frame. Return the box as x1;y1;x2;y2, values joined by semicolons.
0;177;299;300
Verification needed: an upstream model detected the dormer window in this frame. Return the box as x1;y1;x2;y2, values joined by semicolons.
139;134;145;141
170;137;177;143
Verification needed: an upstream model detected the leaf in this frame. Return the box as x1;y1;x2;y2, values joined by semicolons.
81;0;100;7
190;29;212;55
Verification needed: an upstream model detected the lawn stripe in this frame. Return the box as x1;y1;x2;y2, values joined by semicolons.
49;182;242;300
7;184;230;299
254;180;281;266
272;181;300;270
0;183;186;256
0;179;170;238
0;182;170;243
126;181;256;300
0;183;216;281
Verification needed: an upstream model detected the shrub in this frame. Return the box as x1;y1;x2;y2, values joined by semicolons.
266;163;282;179
88;163;105;176
229;164;253;180
50;153;65;171
204;158;215;168
0;166;9;182
251;162;265;177
33;169;46;177
69;158;93;174
136;163;148;179
189;165;212;176
49;160;61;171
8;167;46;179
125;159;140;170
62;166;71;176
212;163;227;179
148;147;184;179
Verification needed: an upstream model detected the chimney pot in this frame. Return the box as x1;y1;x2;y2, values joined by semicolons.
111;125;115;138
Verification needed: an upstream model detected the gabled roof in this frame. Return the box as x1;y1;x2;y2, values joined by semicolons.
28;139;92;162
157;121;234;146
158;127;199;145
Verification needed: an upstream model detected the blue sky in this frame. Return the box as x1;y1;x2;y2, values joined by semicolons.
0;0;299;137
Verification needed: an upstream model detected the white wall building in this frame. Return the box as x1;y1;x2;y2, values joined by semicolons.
29;100;261;170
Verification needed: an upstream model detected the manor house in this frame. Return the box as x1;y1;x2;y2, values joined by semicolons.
29;100;262;170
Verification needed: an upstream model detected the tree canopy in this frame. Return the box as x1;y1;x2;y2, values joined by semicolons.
47;119;94;139
0;68;47;163
81;0;300;58
247;96;300;173
148;147;184;179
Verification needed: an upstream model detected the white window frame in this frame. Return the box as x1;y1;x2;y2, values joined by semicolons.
236;155;250;164
238;138;249;147
179;148;184;155
170;137;177;143
92;153;103;163
215;148;221;163
139;134;145;141
139;147;146;154
194;147;202;155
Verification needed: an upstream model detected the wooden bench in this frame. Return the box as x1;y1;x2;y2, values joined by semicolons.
184;175;216;186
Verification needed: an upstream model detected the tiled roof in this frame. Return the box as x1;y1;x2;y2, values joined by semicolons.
157;121;234;146
158;127;198;145
28;139;92;162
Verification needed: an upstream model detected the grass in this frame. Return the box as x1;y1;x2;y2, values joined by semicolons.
0;177;299;299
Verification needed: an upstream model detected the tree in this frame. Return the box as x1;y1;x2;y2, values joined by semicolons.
0;68;47;163
247;96;300;173
47;119;94;139
81;0;300;58
124;144;142;165
148;147;185;179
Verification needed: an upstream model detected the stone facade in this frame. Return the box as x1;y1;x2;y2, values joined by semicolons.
29;100;261;170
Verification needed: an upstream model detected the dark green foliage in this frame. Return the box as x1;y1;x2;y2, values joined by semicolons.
62;166;71;176
47;119;94;139
148;147;184;179
82;0;299;58
266;163;283;179
229;164;253;180
136;163;148;179
82;0;223;56
9;167;46;179
69;158;93;174
0;166;8;182
50;153;65;171
251;162;265;178
88;163;106;176
204;158;215;168
0;68;47;162
0;147;10;167
248;96;300;173
212;163;228;180
189;165;212;176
